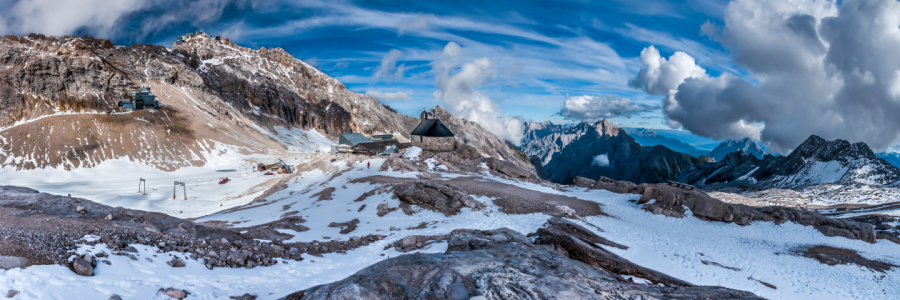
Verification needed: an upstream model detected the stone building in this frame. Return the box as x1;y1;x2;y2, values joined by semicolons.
410;111;456;151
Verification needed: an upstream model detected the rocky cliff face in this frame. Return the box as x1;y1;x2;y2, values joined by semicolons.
677;135;900;188
0;33;420;170
533;120;709;184
708;137;766;161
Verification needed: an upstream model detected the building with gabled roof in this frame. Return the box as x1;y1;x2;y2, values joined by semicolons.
410;111;456;151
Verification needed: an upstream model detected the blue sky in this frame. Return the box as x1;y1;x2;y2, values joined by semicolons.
41;0;736;128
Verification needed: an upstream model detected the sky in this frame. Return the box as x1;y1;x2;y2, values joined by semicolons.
4;0;900;153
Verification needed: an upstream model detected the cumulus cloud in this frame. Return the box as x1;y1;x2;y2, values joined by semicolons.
629;45;708;96
365;90;413;102
432;42;525;145
592;154;610;167
631;0;900;153
373;49;406;82
558;94;658;122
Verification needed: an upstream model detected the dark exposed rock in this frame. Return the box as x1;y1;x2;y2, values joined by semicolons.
167;258;186;267
6;290;19;298
327;219;359;234
230;294;257;300
392;181;484;216
800;245;897;272
286;227;763;300
375;203;398;217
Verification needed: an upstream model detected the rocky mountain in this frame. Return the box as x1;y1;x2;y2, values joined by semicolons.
678;135;900;189
521;121;590;166
0;33;529;172
528;120;710;184
624;127;708;158
708;137;766;161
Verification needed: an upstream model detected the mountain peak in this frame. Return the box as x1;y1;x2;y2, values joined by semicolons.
709;137;766;161
592;119;621;137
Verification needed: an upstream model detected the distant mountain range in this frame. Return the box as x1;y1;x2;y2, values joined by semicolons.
677;135;900;189
521;120;711;184
708;138;767;161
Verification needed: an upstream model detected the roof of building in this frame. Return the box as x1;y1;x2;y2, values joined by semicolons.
410;119;455;137
339;133;373;145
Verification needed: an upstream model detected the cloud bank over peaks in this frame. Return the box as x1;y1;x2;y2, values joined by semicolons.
432;42;525;145
558;94;659;122
632;0;900;154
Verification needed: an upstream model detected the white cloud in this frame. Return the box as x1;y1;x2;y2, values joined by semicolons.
432;42;524;145
558;94;658;122
373;49;405;82
365;90;413;102
629;45;708;96
592;154;610;167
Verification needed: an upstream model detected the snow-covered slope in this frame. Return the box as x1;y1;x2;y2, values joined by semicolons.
2;150;898;299
707;137;766;161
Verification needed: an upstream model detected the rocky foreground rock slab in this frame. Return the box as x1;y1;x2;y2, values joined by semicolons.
284;220;763;300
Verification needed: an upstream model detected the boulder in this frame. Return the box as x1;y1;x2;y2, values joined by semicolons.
167;258;186;267
161;288;188;299
375;203;398;217
392;181;484;216
70;258;93;276
6;290;19;298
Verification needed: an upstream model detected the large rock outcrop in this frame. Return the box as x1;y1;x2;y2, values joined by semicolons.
392;181;485;216
285;225;763;300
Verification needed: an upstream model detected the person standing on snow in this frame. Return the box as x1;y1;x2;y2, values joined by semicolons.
367;161;370;169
